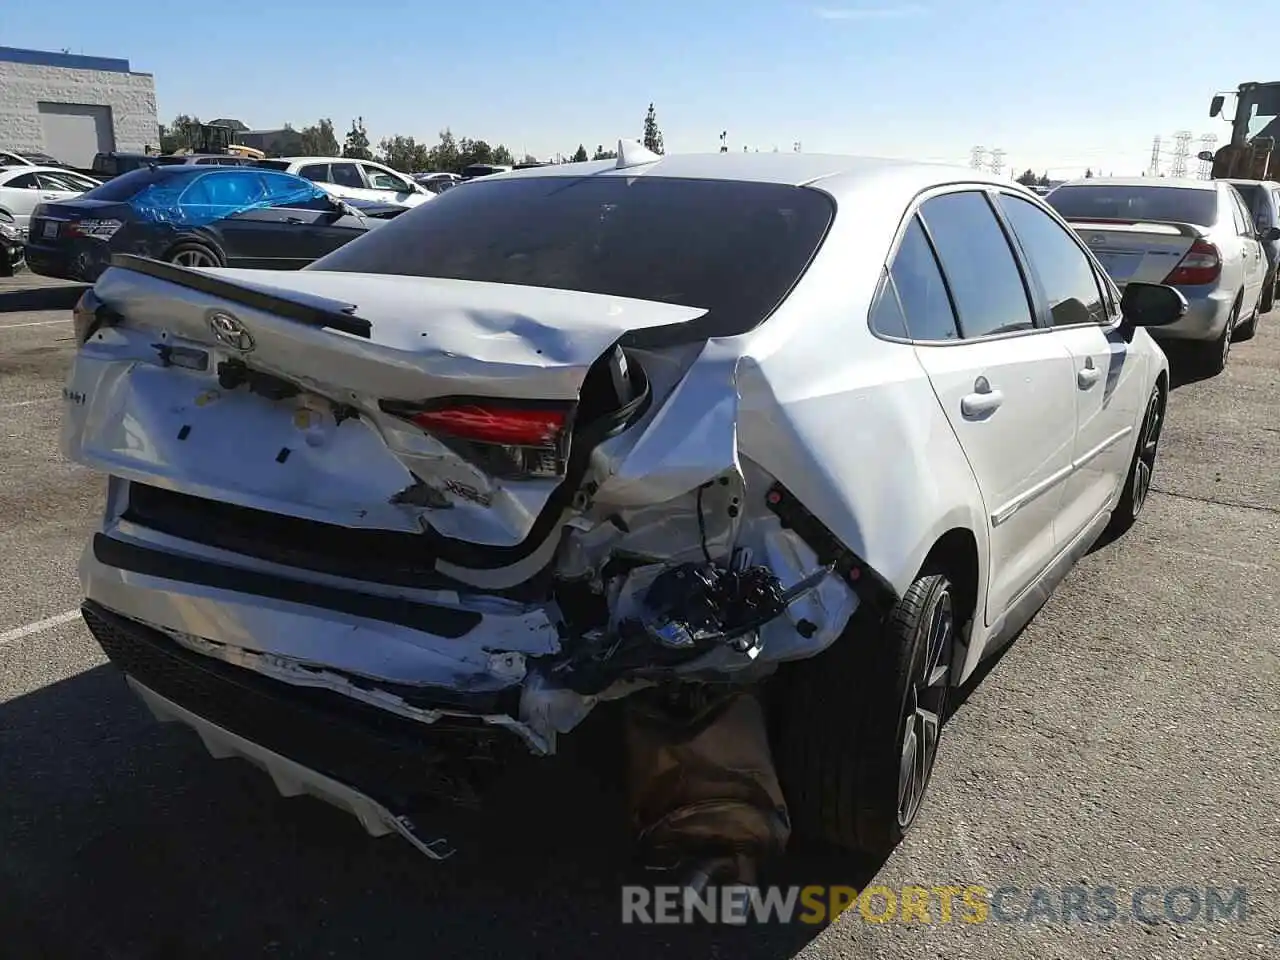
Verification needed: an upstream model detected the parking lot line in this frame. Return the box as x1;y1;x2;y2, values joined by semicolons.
0;396;58;410
0;610;82;647
0;318;72;330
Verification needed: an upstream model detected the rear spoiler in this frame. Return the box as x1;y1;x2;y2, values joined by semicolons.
1064;219;1207;240
105;254;373;339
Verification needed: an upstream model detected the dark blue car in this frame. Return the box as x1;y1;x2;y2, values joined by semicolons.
24;165;404;282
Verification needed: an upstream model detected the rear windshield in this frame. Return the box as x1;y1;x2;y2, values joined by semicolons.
1047;185;1218;227
80;166;186;202
309;175;835;339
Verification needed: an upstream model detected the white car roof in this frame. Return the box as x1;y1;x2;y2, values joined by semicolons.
0;165;95;180
278;157;390;166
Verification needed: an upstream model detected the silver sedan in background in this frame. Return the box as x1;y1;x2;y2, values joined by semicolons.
1046;177;1277;374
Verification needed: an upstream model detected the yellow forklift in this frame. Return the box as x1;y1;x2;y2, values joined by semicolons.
1205;81;1280;180
170;123;265;161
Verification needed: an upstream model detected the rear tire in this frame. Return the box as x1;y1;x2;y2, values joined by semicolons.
165;242;221;269
1262;272;1276;315
1200;300;1237;375
777;569;956;858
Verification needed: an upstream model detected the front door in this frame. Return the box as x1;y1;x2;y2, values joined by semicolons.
993;190;1143;544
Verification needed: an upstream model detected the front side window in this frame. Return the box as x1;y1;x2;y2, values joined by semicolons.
311;175;835;340
329;163;365;188
996;193;1106;327
919;191;1035;338
363;164;410;192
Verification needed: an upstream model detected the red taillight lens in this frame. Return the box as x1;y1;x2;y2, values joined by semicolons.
386;400;573;480
1163;239;1221;286
408;406;567;447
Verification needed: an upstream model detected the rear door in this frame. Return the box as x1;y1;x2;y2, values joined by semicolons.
896;189;1078;625
0;171;44;228
357;162;423;207
994;190;1142;543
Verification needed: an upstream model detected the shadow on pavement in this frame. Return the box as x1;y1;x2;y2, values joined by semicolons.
0;664;882;959
0;284;86;314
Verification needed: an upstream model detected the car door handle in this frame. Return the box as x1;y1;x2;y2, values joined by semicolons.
285;216;305;224
40;193;59;200
960;378;1004;419
1078;365;1101;389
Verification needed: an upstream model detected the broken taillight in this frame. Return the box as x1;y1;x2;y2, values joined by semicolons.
384;400;574;480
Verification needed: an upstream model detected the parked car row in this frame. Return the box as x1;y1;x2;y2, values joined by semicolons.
1045;175;1280;374
24;165;404;282
60;145;1188;877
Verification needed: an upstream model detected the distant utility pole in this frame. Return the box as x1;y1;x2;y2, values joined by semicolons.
989;148;1006;177
793;141;802;153
970;145;987;169
1170;130;1192;178
719;131;728;153
1148;135;1162;177
1197;133;1218;178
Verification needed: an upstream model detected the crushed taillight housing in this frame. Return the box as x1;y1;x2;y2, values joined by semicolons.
72;287;122;344
1163;239;1221;286
384;400;574;480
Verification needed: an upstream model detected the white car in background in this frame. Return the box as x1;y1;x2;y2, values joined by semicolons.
1047;177;1275;373
62;147;1183;867
254;157;432;209
0;166;101;236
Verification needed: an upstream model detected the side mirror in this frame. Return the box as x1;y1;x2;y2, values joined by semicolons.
1196;150;1215;163
1120;282;1187;339
1210;94;1225;118
1263;226;1280;243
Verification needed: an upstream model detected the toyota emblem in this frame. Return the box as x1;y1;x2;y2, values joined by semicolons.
208;312;254;352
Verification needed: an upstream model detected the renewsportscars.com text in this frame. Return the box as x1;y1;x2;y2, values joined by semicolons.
621;884;1249;926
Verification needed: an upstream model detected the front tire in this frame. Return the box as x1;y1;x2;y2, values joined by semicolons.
777;570;956;857
1106;382;1165;537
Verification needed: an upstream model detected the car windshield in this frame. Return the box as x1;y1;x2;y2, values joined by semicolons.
1047;185;1218;227
79;166;187;202
310;174;835;339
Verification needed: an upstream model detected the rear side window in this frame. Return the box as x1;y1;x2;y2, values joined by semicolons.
1047;185;1218;227
298;163;329;182
879;216;958;341
920;191;1035;338
80;167;179;202
311;175;835;340
180;171;267;208
260;171;326;206
996;193;1106;327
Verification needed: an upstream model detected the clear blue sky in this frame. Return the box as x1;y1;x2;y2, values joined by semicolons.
10;0;1271;176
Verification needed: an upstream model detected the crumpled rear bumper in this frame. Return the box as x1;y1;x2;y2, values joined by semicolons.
82;601;529;813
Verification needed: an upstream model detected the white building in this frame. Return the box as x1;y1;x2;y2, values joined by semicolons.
0;46;158;167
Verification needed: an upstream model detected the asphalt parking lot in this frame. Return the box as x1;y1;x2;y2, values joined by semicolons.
0;270;1276;960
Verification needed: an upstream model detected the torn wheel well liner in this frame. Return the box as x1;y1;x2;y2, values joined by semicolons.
921;527;980;629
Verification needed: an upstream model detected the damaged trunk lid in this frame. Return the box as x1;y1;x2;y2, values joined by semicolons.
65;257;702;554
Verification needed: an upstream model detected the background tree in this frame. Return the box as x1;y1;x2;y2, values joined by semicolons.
299;118;340;157
428;129;461;172
1015;168;1038;186
571;144;589;162
1037;172;1051;186
342;117;373;160
642;103;665;154
492;145;514;165
592;144;618;160
1084;167;1094;178
378;135;430;172
457;138;494;169
521;152;539;164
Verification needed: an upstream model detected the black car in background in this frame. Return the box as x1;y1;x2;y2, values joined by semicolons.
24;165;402;283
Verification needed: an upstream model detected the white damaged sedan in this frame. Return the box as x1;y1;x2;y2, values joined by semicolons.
62;143;1183;863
